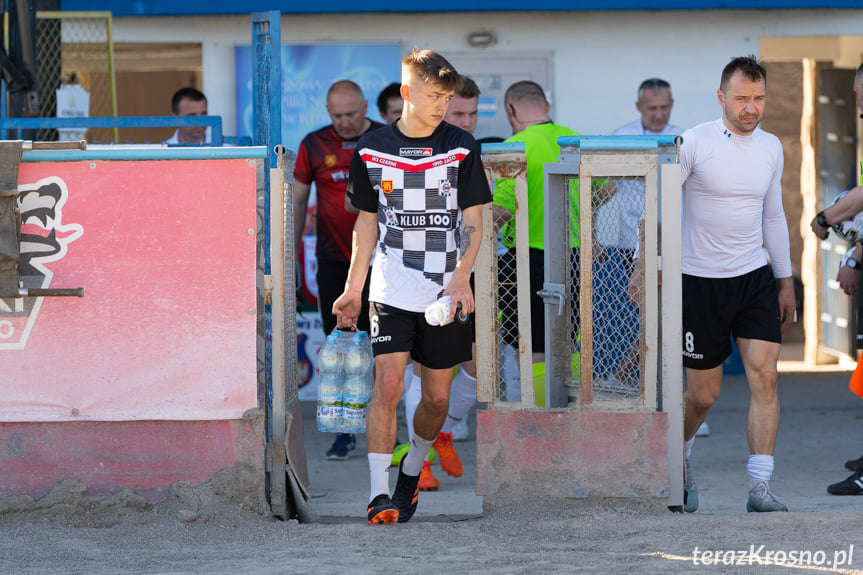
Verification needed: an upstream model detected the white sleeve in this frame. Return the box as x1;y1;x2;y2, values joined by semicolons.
678;129;694;186
761;146;792;278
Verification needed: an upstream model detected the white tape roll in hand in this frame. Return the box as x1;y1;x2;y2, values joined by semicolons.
424;296;469;326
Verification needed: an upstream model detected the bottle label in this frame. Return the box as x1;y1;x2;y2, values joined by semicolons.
317;403;343;419
342;404;366;433
343;405;366;421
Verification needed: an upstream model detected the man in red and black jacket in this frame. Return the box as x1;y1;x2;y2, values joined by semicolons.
293;80;384;461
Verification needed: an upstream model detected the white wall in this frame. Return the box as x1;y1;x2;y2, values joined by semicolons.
112;9;863;142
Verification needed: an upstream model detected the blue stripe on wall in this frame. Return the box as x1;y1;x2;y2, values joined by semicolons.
62;0;862;15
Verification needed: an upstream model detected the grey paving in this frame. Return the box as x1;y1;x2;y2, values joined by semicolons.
301;368;863;522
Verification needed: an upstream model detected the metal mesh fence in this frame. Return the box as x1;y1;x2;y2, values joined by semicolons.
33;12;117;142
281;155;298;412
475;145;535;408
546;140;679;412
478;159;648;408
493;180;526;404
574;176;643;401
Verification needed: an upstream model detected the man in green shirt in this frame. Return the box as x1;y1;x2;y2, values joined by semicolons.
493;81;579;360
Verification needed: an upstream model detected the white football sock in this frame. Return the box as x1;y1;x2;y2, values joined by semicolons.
368;452;392;503
684;437;695;459
747;454;774;491
441;366;477;434
405;372;422;441
402;431;435;477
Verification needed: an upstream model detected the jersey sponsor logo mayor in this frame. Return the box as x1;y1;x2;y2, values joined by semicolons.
399;147;432;157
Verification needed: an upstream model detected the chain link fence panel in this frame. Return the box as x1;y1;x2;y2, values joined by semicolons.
476;144;535;409
33;11;117;143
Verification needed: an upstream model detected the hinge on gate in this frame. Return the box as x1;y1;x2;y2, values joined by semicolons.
538;282;566;316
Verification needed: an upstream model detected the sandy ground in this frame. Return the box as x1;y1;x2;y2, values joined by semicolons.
3;370;863;574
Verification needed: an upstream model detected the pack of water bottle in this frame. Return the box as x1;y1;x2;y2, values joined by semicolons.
316;329;374;434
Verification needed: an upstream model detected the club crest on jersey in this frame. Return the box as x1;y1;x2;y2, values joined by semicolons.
385;207;398;227
438;179;452;197
381;180;394;194
399;148;432;157
325;154;337;167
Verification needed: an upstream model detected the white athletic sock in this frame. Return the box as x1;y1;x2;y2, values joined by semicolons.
368;452;392;504
747;454;774;490
684;437;695;459
441;366;477;434
405;372;422;441
402;432;435;477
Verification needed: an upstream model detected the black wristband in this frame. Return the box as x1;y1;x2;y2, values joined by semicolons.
817;211;828;227
848;258;860;270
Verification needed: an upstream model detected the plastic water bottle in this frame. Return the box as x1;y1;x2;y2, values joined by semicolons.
341;375;366;433
344;332;370;376
342;332;373;433
317;331;344;432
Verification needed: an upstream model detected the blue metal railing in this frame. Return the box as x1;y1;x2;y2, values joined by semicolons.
0;115;224;145
20;146;267;162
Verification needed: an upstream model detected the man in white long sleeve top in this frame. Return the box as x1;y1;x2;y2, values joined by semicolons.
680;56;796;514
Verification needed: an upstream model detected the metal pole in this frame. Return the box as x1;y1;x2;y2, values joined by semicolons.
268;158;287;519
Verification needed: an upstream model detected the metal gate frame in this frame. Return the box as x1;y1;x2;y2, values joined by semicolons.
475;142;536;408
251;10;308;520
817;67;860;360
544;135;683;505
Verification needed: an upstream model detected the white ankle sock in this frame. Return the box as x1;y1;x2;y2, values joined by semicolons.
747;454;774;490
402;432;435;477
684;437;695;459
368;452;392;504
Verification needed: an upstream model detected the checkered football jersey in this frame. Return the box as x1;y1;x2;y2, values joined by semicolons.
348;122;491;312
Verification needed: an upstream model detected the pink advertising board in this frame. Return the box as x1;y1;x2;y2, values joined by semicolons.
1;158;258;422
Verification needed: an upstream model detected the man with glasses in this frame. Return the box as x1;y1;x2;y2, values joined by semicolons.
614;78;680;137
594;79;683;396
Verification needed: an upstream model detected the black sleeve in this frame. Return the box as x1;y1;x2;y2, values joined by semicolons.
457;145;492;211
346;147;378;214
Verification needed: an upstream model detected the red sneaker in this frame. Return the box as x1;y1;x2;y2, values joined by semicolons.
418;460;440;491
433;432;463;477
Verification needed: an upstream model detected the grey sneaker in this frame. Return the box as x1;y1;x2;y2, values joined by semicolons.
683;458;698;513
452;418;470;442
746;482;788;512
